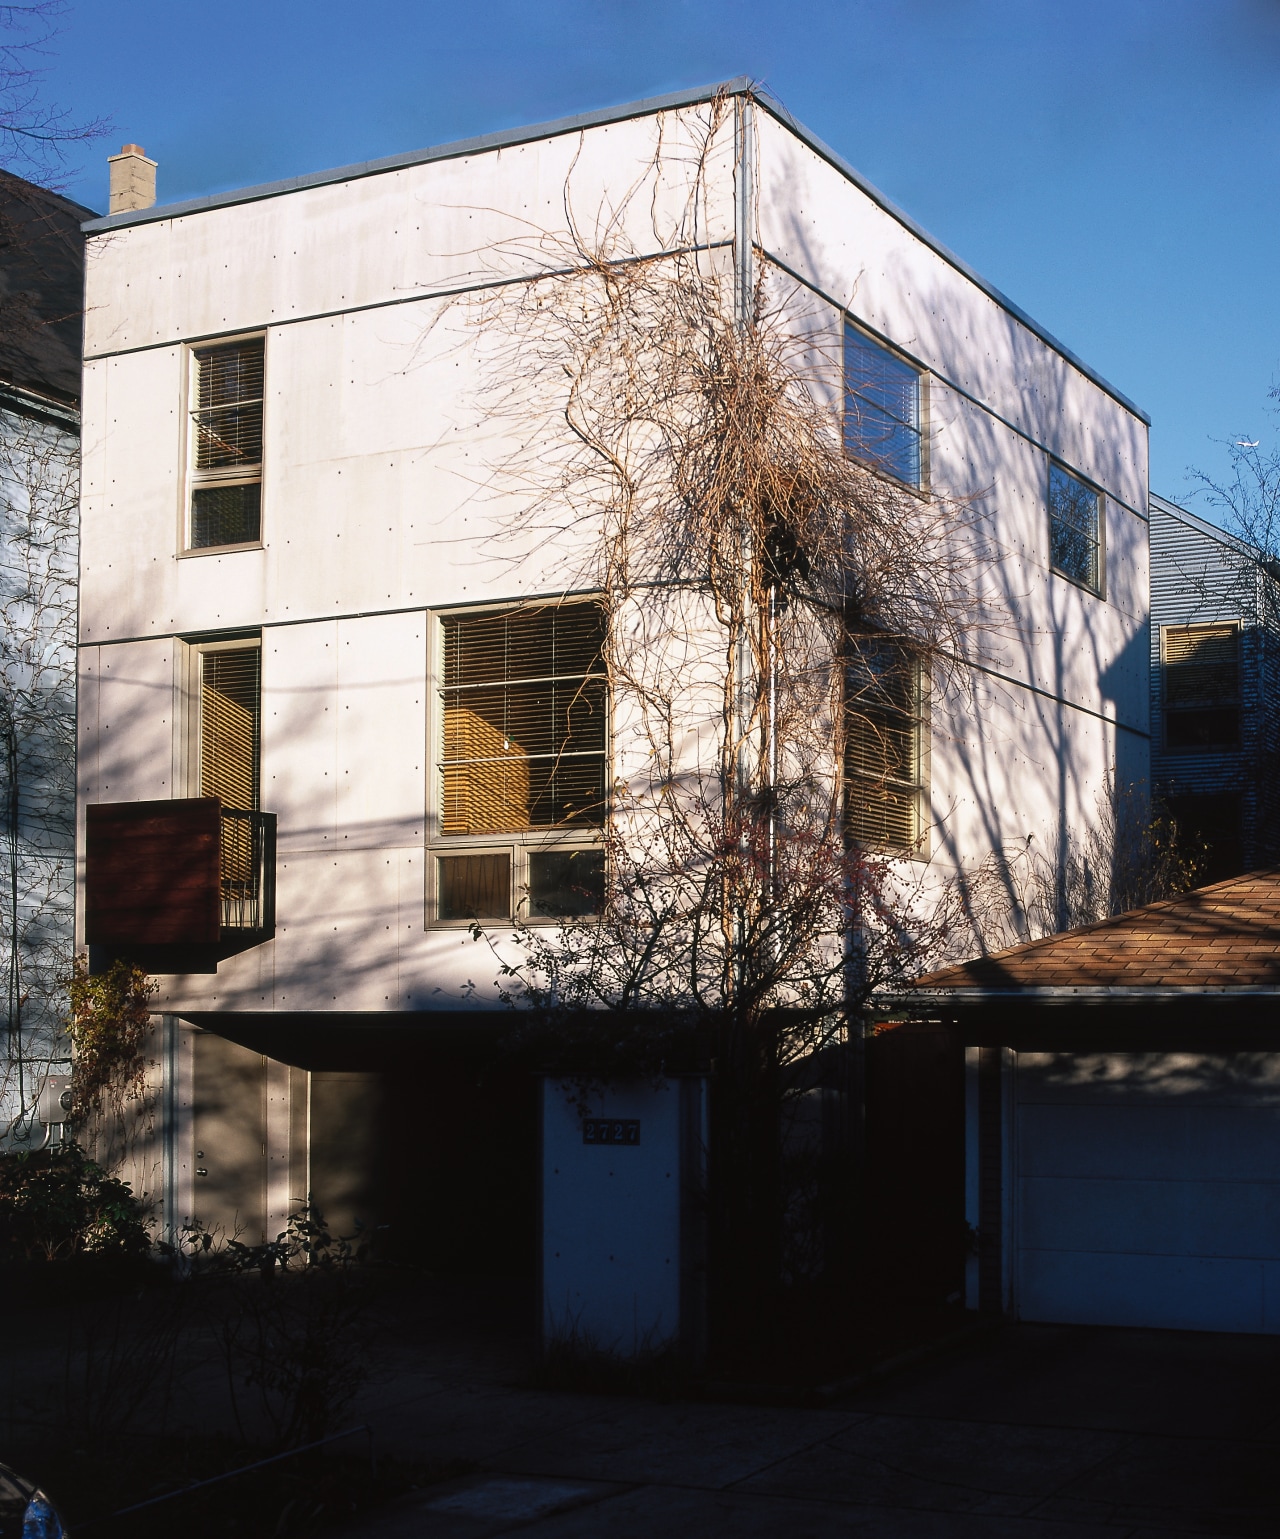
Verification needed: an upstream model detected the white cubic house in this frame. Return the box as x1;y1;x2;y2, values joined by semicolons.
76;82;1150;1272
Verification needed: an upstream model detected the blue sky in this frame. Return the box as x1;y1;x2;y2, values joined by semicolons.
44;0;1280;509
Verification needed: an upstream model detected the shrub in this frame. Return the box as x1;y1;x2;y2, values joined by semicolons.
0;1141;151;1262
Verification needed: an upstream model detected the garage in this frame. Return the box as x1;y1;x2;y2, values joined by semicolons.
1014;1050;1280;1333
905;870;1280;1336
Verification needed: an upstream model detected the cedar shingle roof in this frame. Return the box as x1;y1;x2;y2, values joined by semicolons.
912;869;1280;994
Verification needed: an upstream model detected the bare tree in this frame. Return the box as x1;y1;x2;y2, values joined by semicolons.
453;96;996;1349
1181;395;1280;867
0;1;106;186
957;778;1203;950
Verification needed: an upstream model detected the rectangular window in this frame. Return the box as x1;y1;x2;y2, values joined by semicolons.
1049;463;1101;593
189;338;264;549
846;641;925;849
197;643;262;920
440;604;607;834
200;646;261;810
1163;623;1240;751
844;323;922;488
433;603;608;924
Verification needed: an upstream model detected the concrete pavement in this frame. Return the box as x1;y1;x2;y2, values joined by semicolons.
340;1287;1280;1537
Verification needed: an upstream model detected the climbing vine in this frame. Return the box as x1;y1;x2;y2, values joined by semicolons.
66;956;156;1124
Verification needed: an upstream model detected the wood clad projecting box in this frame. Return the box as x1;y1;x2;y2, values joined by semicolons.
85;798;222;946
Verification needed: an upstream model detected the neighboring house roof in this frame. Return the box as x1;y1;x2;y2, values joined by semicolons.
909;869;1280;998
79;78;1148;427
1150;491;1259;564
0;171;95;407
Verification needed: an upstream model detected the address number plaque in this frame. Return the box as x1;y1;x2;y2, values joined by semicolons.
582;1118;640;1146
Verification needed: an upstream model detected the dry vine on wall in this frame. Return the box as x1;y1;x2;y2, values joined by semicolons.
449;95;998;1348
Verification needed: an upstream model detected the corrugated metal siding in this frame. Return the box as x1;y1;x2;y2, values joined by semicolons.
1149;495;1280;868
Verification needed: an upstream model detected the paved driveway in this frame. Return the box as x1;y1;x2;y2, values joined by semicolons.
345;1319;1280;1537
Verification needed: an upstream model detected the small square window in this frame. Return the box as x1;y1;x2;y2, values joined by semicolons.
844;324;922;488
1049;463;1101;592
437;852;511;920
529;848;606;918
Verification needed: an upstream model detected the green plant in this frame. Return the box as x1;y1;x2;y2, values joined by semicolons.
172;1204;375;1449
66;955;156;1122
0;1140;151;1262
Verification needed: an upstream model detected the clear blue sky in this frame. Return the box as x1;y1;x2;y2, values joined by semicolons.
46;0;1280;509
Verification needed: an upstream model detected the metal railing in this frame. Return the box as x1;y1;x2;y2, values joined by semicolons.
219;808;276;933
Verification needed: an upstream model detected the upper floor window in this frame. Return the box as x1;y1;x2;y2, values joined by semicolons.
845;640;926;850
198;643;261;812
435;602;608;922
843;323;923;488
1162;622;1240;751
188;338;264;550
196;640;263;924
1048;462;1102;593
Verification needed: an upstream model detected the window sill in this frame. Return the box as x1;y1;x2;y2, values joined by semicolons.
1049;562;1103;600
845;451;929;501
178;541;265;560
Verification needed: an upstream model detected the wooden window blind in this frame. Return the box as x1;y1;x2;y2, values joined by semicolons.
200;648;261;813
846;642;923;849
1163;623;1240;705
440;604;607;835
190;338;264;549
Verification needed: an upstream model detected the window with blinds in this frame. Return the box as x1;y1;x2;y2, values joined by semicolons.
440;604;608;835
1163;622;1241;750
1049;463;1101;593
200;647;261;812
846;642;924;849
844;323;922;488
189;338;264;549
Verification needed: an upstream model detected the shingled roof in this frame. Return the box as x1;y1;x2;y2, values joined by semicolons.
0;171;95;407
910;869;1280;996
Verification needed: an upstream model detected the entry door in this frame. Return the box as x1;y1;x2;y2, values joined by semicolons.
1015;1052;1280;1334
190;1032;304;1247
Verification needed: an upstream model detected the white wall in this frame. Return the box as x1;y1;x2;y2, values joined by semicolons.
541;1077;692;1354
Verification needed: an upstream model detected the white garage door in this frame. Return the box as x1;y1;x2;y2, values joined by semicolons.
1016;1052;1280;1334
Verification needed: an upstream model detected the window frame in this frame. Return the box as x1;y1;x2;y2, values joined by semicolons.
1161;620;1243;754
842;319;928;493
1047;459;1105;597
844;642;930;857
426;599;610;927
180;633;264;806
180;331;268;557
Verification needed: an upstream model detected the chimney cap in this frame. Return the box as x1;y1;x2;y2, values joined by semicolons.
120;142;145;156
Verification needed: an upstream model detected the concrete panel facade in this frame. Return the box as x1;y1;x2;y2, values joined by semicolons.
77;86;1150;1027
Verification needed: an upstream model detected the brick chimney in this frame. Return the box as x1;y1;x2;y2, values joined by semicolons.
108;143;157;214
